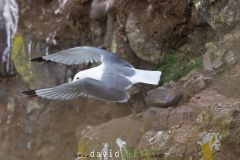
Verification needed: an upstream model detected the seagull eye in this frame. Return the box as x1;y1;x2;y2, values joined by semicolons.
76;77;79;79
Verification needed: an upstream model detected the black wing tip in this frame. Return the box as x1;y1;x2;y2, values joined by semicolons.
30;57;45;62
21;90;37;97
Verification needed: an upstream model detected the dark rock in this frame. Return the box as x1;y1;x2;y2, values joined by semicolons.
168;106;192;128
0;88;10;103
0;61;17;77
203;27;240;73
181;70;211;97
145;83;182;107
193;0;240;31
125;13;163;63
143;107;171;131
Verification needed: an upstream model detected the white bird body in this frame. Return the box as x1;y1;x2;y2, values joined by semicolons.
73;64;104;81
23;46;162;103
73;64;161;86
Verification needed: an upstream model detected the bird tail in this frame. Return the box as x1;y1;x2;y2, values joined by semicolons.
131;69;161;85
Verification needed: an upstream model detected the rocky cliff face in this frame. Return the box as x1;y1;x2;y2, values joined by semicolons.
0;0;240;160
78;89;240;160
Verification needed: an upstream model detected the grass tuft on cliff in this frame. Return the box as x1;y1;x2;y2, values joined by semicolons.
158;50;202;83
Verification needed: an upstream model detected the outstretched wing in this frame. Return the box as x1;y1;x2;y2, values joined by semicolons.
31;46;133;67
22;78;129;102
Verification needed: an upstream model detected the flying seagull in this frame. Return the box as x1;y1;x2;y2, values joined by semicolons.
22;46;162;102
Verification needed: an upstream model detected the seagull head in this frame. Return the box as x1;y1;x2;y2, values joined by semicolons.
72;73;81;82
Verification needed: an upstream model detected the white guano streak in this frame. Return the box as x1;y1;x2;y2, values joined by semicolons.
55;0;68;14
100;143;110;160
28;40;32;62
59;0;68;9
2;0;19;71
116;138;127;160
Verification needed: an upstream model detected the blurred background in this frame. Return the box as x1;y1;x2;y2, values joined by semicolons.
0;0;240;159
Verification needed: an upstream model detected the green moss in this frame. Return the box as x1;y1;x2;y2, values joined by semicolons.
202;143;213;160
158;50;202;83
199;132;221;160
77;138;88;160
12;33;36;86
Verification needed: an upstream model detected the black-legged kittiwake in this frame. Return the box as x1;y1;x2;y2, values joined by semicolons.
22;46;162;102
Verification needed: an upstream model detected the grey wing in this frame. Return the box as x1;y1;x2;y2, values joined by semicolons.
31;47;102;65
102;73;133;90
94;48;133;68
22;78;129;102
105;66;135;77
31;46;133;67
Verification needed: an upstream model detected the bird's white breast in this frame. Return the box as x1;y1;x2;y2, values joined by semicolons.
76;64;104;81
